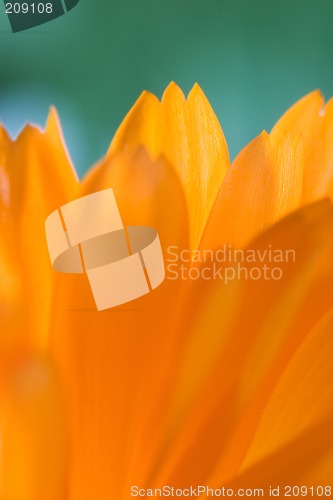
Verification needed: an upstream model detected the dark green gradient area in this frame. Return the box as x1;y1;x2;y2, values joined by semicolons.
1;0;333;176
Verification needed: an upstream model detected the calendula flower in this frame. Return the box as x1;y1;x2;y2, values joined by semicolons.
0;83;333;500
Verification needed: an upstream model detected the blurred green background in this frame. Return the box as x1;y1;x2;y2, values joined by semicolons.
1;0;333;177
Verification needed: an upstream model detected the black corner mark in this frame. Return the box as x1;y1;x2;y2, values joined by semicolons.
3;0;80;33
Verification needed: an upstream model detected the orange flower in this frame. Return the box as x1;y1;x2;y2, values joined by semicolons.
0;84;333;500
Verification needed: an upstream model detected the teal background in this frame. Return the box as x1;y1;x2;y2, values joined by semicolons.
0;0;333;176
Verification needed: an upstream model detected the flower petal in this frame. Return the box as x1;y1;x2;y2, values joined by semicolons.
224;308;333;490
0;125;26;355
108;83;230;248
203;201;333;487
201;131;303;250
0;109;79;350
82;147;189;250
146;201;333;488
271;90;333;204
50;148;189;499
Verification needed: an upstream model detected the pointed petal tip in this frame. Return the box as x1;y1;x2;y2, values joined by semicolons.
45;106;68;144
162;82;207;103
165;80;179;90
16;113;57;143
46;106;61;131
118;89;160;115
162;81;186;102
188;82;204;97
139;89;160;104
0;123;11;143
249;130;271;148
17;123;40;141
107;89;160;158
291;89;324;106
306;89;327;115
310;88;324;99
16;107;62;142
44;106;62;138
192;82;201;91
300;89;325;109
260;129;270;139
